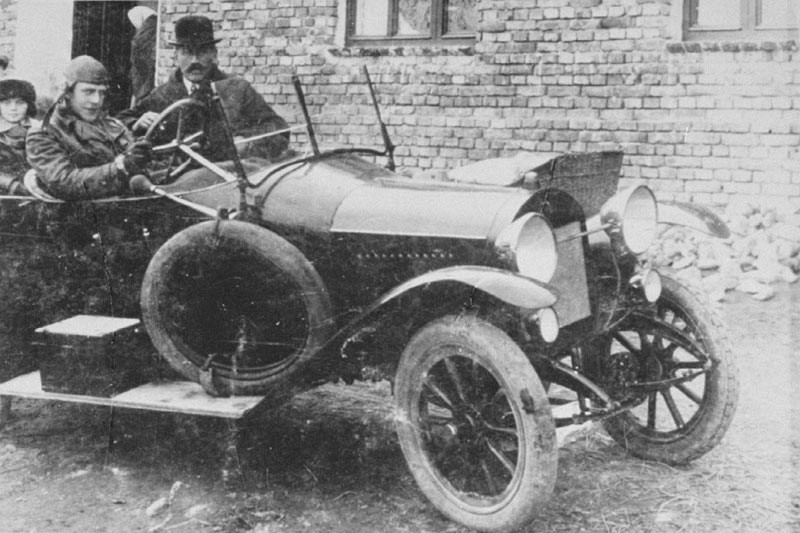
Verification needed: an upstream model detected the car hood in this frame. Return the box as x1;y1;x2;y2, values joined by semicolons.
331;176;531;241
253;154;533;242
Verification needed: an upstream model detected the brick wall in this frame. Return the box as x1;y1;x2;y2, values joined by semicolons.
0;0;17;64
12;0;800;209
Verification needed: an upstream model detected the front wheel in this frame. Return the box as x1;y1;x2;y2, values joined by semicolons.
600;275;738;464
394;315;557;532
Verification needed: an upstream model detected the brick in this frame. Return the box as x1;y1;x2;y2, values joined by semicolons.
762;134;799;146
753;171;792;184
760;184;800;196
685;180;721;193
730;170;752;182
651;177;683;191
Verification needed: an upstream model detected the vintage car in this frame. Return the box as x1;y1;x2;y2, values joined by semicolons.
7;73;738;532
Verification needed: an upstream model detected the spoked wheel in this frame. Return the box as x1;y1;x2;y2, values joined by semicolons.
601;275;738;464
395;315;557;532
141;220;333;396
144;98;207;183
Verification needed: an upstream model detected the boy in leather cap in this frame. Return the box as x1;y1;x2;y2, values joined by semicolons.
0;79;39;194
26;56;152;200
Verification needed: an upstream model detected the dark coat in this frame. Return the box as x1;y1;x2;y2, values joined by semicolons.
26;104;132;200
130;14;157;102
118;67;289;162
0;118;38;174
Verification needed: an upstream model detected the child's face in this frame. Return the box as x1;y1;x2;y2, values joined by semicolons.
0;97;28;124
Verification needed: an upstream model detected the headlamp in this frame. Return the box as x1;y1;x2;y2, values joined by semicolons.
495;213;558;283
600;185;658;255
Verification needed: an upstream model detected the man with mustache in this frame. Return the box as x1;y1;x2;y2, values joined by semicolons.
119;15;289;163
26;56;152;200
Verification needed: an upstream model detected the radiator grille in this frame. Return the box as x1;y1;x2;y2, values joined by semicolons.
549;222;591;326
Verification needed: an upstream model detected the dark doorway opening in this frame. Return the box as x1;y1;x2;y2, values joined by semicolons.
72;1;158;115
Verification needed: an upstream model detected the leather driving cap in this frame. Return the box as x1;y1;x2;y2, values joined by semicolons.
64;55;109;87
168;15;222;47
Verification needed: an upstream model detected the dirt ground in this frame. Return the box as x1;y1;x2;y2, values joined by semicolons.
0;284;798;533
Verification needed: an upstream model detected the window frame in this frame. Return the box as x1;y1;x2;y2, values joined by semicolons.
683;0;798;41
345;0;477;47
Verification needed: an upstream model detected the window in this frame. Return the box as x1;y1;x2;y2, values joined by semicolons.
346;0;478;46
684;0;798;41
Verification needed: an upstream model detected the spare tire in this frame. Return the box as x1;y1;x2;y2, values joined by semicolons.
141;220;334;396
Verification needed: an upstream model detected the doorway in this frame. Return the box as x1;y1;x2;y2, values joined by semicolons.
71;1;158;114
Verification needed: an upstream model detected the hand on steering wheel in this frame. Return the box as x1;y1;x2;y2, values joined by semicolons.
132;111;160;133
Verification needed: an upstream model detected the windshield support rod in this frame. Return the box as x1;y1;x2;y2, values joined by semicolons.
362;66;396;171
209;82;250;214
233;124;307;145
178;144;239;183
292;75;320;156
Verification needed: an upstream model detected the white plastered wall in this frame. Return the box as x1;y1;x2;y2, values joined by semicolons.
13;0;74;101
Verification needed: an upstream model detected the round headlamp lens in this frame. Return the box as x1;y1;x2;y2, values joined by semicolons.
643;269;662;302
510;213;558;283
536;307;559;343
622;186;658;254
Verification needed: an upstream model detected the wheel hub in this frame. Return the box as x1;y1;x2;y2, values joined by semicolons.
600;350;641;402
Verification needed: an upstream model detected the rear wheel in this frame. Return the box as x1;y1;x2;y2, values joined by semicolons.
141;220;333;396
601;276;738;464
394;315;557;532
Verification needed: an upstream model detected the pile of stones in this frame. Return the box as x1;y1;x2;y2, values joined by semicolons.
648;201;800;302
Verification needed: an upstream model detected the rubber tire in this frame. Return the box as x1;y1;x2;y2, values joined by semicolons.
394;315;557;533
602;275;739;464
141;220;333;396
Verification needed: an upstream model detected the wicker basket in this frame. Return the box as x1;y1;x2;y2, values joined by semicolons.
528;151;623;217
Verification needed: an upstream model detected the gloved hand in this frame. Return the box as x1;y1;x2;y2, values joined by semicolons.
122;139;153;175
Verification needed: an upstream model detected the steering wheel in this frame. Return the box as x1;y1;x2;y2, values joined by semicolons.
144;98;208;183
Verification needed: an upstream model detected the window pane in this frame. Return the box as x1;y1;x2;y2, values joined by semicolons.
444;0;478;35
398;0;431;36
354;0;390;37
695;0;741;28
759;0;796;29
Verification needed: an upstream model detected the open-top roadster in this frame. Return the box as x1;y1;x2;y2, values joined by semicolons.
5;71;738;532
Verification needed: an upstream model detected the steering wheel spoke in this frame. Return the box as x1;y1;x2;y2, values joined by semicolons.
144;98;207;184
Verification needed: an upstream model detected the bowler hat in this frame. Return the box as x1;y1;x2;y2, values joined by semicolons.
0;79;36;117
64;55;109;87
168;16;221;47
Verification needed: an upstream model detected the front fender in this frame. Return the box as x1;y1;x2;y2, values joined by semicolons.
659;201;730;238
376;265;558;310
315;266;559;369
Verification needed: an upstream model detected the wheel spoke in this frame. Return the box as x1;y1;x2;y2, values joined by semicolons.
422;379;456;410
649;319;706;359
662;341;679;359
484;422;518;438
424;412;454;425
613;332;641;355
675;382;703;405
443;357;468;403
672;360;706;370
485;438;516;476
479;459;501;495
470;358;491;404
660;388;685;428
647;391;657;429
